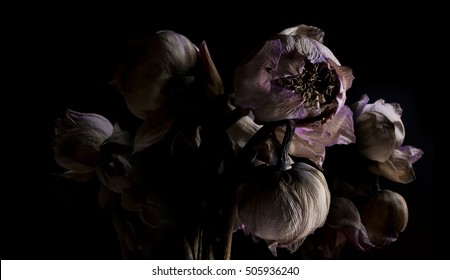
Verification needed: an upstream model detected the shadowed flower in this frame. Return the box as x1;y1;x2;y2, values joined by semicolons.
53;109;114;181
352;94;423;183
111;30;198;119
112;31;225;153
233;24;354;124
360;189;408;248
317;196;373;258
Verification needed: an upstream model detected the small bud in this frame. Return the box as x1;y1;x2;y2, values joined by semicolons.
361;189;408;248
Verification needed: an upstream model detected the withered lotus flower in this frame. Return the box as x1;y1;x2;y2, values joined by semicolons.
318;196;373;258
360;189;408;248
352;94;423;183
233;24;354;124
237;161;331;256
53;109;114;181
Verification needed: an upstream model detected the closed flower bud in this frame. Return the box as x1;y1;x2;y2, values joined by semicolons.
352;94;405;162
360;189;408;248
237;162;330;256
112;30;198;119
53;109;113;180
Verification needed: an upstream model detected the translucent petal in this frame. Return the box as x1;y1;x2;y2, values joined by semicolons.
355;112;396;162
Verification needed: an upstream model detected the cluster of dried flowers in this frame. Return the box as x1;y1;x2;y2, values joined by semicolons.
52;25;423;259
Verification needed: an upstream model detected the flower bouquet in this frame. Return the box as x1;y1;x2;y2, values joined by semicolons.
51;25;423;259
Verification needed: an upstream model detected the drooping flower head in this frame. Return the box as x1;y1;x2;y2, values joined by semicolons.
234;24;354;125
237;161;331;256
351;94;423;183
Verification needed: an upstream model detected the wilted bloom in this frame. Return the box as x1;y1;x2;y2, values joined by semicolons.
360;189;408;248
317;196;373;258
234;24;354;124
53;109;114;181
352;94;423;183
237;161;330;256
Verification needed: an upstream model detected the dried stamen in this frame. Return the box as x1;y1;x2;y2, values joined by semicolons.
273;60;340;109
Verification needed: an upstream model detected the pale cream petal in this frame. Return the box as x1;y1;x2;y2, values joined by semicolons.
351;94;370;117
368;146;423;183
234;39;282;110
360;98;405;147
273;105;355;167
275;127;326;167
237;162;330;248
297;105;355;146
279;24;325;43
355;112;396;162
227;114;262;149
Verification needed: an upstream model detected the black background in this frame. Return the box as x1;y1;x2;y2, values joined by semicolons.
4;3;436;259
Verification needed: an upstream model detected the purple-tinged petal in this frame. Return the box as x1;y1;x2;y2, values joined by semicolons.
55;109;113;137
227;114;262;150
234;34;352;124
297;105;355;147
274;105;355;167
234;39;282;110
398;145;424;164
351;94;370;117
